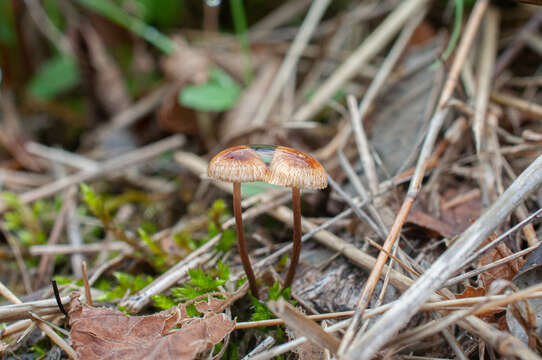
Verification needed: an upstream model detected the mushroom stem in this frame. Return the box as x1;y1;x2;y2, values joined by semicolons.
233;182;259;298
284;187;301;288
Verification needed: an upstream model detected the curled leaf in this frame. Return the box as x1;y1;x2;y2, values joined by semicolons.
69;293;234;360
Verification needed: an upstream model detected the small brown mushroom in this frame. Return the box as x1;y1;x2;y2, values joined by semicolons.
208;145;268;298
266;146;327;288
208;145;327;297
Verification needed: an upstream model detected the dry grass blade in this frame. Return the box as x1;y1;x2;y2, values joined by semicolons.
0;281;76;359
473;7;499;153
293;0;429;123
251;0;331;127
346;153;542;359
0;135;185;213
267;299;340;354
490;91;542;119
342;1;490;357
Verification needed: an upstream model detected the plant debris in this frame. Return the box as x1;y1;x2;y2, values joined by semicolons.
68;293;234;360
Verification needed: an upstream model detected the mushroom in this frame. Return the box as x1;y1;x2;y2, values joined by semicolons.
266;146;327;288
208;145;268;298
208;145;327;297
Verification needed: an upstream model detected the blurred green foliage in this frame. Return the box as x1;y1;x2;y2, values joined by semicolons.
179;68;241;112
27;55;80;100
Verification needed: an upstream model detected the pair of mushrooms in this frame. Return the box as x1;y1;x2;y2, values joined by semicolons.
208;145;327;298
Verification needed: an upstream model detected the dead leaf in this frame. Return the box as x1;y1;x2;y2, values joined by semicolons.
69;294;234;360
478;237;525;291
291;329;326;360
194;295;227;313
440;188;482;234
406;187;483;239
406;207;456;239
455;285;486;299
454;285;503;321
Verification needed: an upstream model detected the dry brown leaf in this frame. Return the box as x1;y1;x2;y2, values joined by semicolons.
194;295;227;313
69;294;234;360
478;237;525;290
453;236;525;321
406;208;456;239
454;285;486;299
454;285;503;321
406;187;483;239
439;187;482;235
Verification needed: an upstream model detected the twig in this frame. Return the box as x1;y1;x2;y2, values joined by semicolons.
339;107;450;355
26;142;99;171
2;230;32;294
0;281;76;359
493;9;542;77
0;296;70;322
235;310;354;330
30;241;130;255
267;299;341;354
251;0;331;126
348;13;423;194
0;134;185;213
23;0;72;55
346;153;542;359
81;262;92;306
103;84;173;132
391;283;542;349
456;207;542;275
241;336;275;360
438;0;489;109
342;0;490;356
250;319;351;360
490;91;542;118
293;0;429;123
0;169;51;188
473;7;499;153
347;96;379;195
445;243;540;287
337;149;387;235
327;175;384;238
249;0;311;35
34;186;76;289
67;186;84;279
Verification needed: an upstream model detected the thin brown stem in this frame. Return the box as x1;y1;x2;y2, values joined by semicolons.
233;182;259;298
284;187;301;288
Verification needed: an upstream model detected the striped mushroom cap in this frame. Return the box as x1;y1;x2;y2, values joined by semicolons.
267;146;327;190
208;145;268;183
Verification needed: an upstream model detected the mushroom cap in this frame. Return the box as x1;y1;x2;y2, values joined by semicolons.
208;145;268;183
267;146;327;189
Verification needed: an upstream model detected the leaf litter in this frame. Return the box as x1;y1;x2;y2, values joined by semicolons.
1;1;542;359
68;293;234;360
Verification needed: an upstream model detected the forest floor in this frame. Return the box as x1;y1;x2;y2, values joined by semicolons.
1;0;542;359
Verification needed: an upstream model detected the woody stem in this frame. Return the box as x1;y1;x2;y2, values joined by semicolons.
284;187;301;288
233;182;259;298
